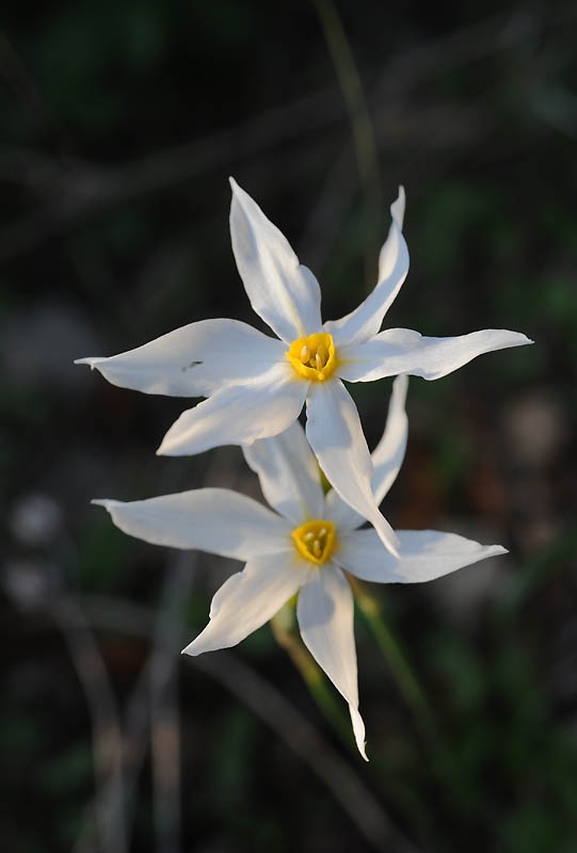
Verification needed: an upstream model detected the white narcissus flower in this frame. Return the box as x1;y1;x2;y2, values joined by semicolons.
94;376;507;760
77;179;531;557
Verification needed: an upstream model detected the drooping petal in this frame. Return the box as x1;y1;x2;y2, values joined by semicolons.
94;489;293;561
242;422;324;525
324;375;409;532
75;318;285;397
297;565;367;760
334;527;507;584
157;361;307;456
338;327;533;383
305;380;400;556
182;553;308;655
229;178;322;343
324;188;409;347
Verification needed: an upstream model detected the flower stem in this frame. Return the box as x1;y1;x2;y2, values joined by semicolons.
351;579;438;742
312;0;382;287
271;612;355;752
350;579;477;810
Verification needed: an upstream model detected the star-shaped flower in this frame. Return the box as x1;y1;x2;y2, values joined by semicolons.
94;375;507;760
77;180;531;556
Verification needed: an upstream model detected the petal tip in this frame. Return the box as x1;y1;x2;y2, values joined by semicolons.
74;357;99;369
91;498;114;508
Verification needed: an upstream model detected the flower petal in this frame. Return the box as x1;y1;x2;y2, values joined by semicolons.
182;553;308;655
324;188;409;347
157;361;307;456
334;528;507;583
324;375;409;531
229;178;322;343
305;380;400;556
297;565;367;760
75;318;285;397
242;422;324;525
93;488;292;561
338;327;533;383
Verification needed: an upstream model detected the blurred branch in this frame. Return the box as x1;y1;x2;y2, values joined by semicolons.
68;554;194;853
52;596;127;853
149;552;190;853
0;4;570;265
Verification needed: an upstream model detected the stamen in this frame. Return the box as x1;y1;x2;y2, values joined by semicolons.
291;518;337;566
286;332;338;383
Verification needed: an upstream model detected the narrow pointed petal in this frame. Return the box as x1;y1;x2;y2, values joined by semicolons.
94;489;292;561
229;178;322;343
183;553;308;655
242;422;324;525
297;566;367;760
75;318;285;397
157;361;307;456
335;528;507;584
338;327;533;383
324;188;409;347
367;373;409;504
305;380;400;556
324;375;409;531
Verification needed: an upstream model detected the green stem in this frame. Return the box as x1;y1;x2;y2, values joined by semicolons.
271;613;355;753
352;579;437;742
351;579;481;816
312;0;382;287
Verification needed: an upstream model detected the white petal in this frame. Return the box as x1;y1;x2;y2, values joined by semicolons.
229;178;322;343
378;187;406;281
305;381;399;556
297;566;367;761
335;528;507;584
242;421;324;525
93;488;292;561
338;327;533;383
75;318;285;397
182;553;307;655
324;188;409;347
367;373;409;504
157;361;307;456
324;375;409;531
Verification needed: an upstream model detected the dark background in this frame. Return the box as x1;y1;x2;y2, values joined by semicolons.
1;1;576;851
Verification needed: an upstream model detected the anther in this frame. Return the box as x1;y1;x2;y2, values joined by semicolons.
319;528;327;537
312;540;322;557
300;345;311;363
304;531;315;541
315;353;323;371
317;344;327;364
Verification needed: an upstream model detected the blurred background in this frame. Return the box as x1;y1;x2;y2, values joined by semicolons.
1;0;576;851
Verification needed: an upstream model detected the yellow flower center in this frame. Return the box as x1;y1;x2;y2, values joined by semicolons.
286;332;337;382
291;519;337;566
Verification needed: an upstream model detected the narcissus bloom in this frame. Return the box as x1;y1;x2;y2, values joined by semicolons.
94;376;507;760
77;179;531;556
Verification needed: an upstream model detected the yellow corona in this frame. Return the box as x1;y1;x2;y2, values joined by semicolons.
291;519;337;566
286;332;338;382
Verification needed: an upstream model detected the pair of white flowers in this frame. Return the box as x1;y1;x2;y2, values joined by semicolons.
78;179;531;759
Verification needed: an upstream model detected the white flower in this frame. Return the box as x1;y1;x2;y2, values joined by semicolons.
93;375;507;760
77;179;531;556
